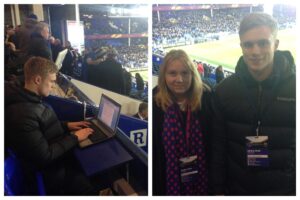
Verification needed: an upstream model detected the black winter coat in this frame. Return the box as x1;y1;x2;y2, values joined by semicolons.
93;58;125;95
136;75;144;91
210;51;296;195
5;83;79;193
153;87;212;195
28;33;52;60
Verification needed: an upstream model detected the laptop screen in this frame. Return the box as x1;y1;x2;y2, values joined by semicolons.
55;49;68;70
97;94;121;132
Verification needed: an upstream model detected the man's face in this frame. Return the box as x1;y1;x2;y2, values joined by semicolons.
140;108;148;119
37;73;56;97
49;36;55;44
165;59;192;100
7;28;15;36
240;26;279;74
41;27;50;40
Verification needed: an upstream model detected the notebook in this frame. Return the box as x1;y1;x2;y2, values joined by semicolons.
55;49;68;70
79;94;121;148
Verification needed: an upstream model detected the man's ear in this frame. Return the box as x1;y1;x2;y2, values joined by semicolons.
34;75;42;85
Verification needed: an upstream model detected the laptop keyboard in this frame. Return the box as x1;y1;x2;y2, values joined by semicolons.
88;123;107;142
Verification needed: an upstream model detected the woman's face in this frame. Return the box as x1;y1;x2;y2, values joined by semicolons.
165;59;192;100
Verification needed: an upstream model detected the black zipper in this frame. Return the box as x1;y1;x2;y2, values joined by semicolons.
256;84;263;136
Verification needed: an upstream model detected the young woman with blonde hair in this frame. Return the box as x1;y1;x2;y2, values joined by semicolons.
153;49;212;195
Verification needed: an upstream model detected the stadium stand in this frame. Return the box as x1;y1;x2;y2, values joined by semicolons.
80;5;148;100
152;4;296;85
153;4;295;48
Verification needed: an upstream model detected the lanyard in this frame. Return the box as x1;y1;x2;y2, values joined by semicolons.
177;104;192;155
185;107;191;153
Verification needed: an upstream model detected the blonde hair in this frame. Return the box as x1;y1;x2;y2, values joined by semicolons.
155;49;207;112
24;56;58;82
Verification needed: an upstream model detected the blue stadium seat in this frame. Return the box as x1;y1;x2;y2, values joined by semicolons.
4;150;46;196
4;154;24;195
35;172;46;195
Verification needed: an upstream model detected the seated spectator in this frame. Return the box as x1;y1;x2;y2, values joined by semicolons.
215;65;225;83
133;102;148;121
152;5;268;47
196;61;204;78
5;56;102;195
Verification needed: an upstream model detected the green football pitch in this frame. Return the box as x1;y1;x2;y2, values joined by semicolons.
165;29;296;71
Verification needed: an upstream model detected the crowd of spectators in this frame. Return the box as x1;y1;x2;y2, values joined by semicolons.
153;5;295;47
116;45;147;69
273;5;296;29
82;11;147;35
81;7;149;71
152;4;295;85
130;18;148;34
153;6;263;45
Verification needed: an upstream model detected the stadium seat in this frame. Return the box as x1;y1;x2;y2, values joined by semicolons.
4;149;46;196
4;153;24;195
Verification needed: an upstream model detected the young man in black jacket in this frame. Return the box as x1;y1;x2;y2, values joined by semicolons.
210;13;295;195
5;57;99;195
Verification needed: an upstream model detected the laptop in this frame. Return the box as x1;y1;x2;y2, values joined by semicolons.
79;94;122;148
55;49;68;70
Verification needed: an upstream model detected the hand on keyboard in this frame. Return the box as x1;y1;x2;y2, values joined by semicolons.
67;121;92;131
74;128;94;142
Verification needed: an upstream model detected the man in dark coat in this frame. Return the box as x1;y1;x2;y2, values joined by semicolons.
27;22;52;61
94;48;125;94
17;15;39;53
86;47;107;85
5;57;99;195
135;72;144;98
123;68;132;96
210;13;295;195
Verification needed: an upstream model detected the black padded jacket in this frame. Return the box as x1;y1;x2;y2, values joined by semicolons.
5;83;78;169
210;50;296;195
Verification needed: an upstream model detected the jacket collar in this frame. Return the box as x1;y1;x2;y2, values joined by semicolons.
5;82;43;107
22;87;43;103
